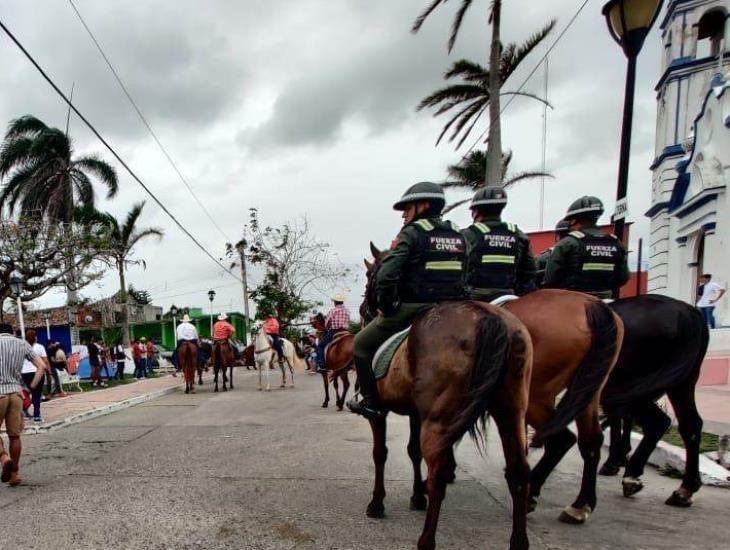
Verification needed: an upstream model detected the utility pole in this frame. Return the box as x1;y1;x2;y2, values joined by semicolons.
236;241;252;345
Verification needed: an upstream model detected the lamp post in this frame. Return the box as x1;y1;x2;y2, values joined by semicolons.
170;305;179;345
207;290;216;336
9;272;25;339
43;311;52;340
602;0;664;245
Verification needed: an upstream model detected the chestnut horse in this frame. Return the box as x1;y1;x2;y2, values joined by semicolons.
212;341;235;392
310;313;353;410
179;341;198;394
600;294;709;507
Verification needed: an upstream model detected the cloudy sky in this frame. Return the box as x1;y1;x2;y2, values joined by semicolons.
0;0;663;318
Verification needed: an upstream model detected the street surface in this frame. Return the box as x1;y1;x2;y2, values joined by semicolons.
2;369;728;549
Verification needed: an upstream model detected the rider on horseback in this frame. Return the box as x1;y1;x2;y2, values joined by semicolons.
213;313;235;344
315;294;351;373
264;315;285;367
174;314;199;366
348;182;466;420
461;186;536;301
536;219;571;287
544;196;630;299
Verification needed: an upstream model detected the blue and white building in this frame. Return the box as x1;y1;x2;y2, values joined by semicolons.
648;0;730;326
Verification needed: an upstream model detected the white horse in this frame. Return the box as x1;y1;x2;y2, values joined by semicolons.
251;323;296;391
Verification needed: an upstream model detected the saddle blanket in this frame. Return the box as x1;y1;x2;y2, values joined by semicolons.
371;295;519;380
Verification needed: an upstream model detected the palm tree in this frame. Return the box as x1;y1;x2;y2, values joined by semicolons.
0;115;118;222
442;150;552;212
413;1;554;186
78;202;163;344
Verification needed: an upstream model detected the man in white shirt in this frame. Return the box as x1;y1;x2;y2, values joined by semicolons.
174;315;199;374
22;330;49;423
697;273;726;329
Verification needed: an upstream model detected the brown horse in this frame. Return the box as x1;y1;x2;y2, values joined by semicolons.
310;314;353;410
501;290;625;524
212;341;235;392
179;341;198;394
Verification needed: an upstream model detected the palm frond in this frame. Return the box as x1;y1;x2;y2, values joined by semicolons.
417;83;485;111
4;115;49;140
412;0;448;34
501;20;556;80
499;91;553;109
121;202;146;244
442;198;472;214
0;137;34;177
444;59;488;81
503;171;554;188
74;155;119;198
448;0;475;52
435;98;485;146
126;227;164;251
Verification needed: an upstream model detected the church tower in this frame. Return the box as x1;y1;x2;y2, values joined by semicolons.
648;0;730;316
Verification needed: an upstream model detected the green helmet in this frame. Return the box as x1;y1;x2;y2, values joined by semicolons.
393;182;445;211
555;219;571;235
564;196;604;220
470;186;508;208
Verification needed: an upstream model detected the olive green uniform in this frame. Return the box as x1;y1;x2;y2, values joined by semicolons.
461;217;537;301
535;247;553;288
544;225;630;299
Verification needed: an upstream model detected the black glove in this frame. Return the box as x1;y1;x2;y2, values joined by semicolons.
377;290;399;317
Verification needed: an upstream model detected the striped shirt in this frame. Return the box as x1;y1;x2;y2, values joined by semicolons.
0;334;38;395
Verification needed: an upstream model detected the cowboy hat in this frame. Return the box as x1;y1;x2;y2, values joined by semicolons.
140;337;147;342
331;293;346;303
217;313;229;321
181;314;192;322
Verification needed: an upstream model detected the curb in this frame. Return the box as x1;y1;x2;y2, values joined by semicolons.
607;431;730;488
23;383;182;435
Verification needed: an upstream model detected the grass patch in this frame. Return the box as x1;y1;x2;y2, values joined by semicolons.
661;426;718;454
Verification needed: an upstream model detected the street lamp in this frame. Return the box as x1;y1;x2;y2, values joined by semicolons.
9;271;25;338
170;305;179;343
208;290;216;335
43;310;52;340
602;0;664;246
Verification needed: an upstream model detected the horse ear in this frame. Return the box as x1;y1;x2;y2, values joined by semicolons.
369;241;381;260
364;259;373;271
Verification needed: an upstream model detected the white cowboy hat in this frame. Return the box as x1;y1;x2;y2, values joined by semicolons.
331;293;346;303
217;313;229;321
181;314;192;322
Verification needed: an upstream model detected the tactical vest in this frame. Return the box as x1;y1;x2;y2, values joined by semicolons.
566;231;623;293
466;222;521;293
400;218;466;303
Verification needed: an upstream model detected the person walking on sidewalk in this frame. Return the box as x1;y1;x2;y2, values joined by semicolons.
113;338;127;380
697;274;726;329
132;339;143;379
0;323;47;487
46;342;67;398
87;336;106;388
22;330;48;423
139;338;149;378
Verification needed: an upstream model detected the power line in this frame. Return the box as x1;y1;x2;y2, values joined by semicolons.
460;0;592;159
66;0;232;243
0;18;241;283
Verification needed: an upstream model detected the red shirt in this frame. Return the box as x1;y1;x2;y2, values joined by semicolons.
132;343;142;359
263;317;279;335
213;321;235;341
325;305;350;330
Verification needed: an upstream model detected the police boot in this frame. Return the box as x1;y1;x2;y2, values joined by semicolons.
347;357;386;420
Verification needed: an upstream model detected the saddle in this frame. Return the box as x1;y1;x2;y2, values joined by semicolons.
323;330;351;365
371;295;520;380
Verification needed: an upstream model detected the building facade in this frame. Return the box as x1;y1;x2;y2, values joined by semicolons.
648;0;730;325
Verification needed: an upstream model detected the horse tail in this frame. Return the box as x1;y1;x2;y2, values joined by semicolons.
537;300;620;443
602;304;709;413
441;310;511;452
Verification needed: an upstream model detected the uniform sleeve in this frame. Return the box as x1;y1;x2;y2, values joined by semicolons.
544;239;571;288
375;227;414;312
516;232;537;294
616;242;631;287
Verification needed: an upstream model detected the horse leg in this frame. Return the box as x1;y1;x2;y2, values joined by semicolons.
666;384;703;507
288;358;294;388
408;415;427;511
417;420;451;550
321;372;330;407
493;407;530;550
279;359;286;388
265;356;271;391
559;402;603;525
257;362;263;391
339;371;350;412
229;364;234;390
622;402;671;498
198;366;203;386
213;362;219;392
333;375;341;410
528;427;576;513
600;414;630;476
366;416;388;518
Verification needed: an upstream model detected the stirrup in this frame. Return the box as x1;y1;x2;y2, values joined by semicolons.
347;396;386;419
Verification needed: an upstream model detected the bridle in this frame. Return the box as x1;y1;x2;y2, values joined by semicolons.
251;326;273;355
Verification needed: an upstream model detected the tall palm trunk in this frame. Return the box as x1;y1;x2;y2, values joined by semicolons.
486;0;503;187
117;259;130;345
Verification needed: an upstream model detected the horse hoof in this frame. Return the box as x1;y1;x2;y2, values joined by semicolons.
410;495;427;511
622;477;644;498
665;490;693;508
185;388;189;394
445;471;456;484
527;497;538;514
599;462;621;477
558;505;592;525
191;388;196;394
322;403;328;408
366;502;385;518
337;405;343;412
257;387;262;392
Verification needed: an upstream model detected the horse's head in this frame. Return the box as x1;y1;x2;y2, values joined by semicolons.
250;321;263;336
360;241;384;324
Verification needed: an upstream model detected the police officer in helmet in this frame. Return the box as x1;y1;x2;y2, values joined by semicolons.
461;186;536;301
348;182;466;419
536;219;570;288
544;196;630;299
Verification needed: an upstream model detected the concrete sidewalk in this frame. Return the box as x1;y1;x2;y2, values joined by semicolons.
696;383;730;435
23;373;191;434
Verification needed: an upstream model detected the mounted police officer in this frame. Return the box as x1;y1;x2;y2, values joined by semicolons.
536;219;570;287
544;196;630;299
347;182;466;419
461;186;536;301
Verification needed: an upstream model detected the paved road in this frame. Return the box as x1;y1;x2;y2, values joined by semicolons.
2;369;728;549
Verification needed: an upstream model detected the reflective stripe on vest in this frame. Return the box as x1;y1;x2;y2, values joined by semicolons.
474;222;490;234
414;219;435;231
569;231;585;239
582;263;615;272
425;261;463;271
481;255;516;264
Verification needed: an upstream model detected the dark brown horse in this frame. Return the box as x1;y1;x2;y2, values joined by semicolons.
361;261;534;549
212;341;235;392
310;314;353;410
179;341;198;394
